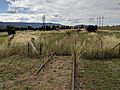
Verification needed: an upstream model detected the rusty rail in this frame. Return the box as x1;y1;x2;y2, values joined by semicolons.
71;50;77;90
34;52;55;75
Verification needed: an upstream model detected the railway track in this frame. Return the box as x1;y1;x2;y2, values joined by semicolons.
34;48;76;90
34;52;56;75
33;53;72;90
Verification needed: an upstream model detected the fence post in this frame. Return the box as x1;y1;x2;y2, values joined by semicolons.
40;43;42;55
28;42;30;57
30;38;39;57
119;44;120;57
8;34;15;47
99;36;103;59
31;38;36;46
100;39;103;51
99;37;103;52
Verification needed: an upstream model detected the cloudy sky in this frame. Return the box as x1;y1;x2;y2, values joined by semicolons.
0;0;120;25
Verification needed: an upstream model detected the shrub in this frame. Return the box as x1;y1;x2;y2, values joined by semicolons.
85;25;98;32
6;26;16;35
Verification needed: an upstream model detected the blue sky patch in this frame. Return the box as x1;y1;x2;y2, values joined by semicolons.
0;0;9;13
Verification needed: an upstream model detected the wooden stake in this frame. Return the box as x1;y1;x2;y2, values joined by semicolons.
119;44;120;57
28;42;30;57
39;43;42;55
30;38;39;57
8;34;15;47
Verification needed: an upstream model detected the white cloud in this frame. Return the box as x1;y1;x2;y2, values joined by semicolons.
0;0;120;25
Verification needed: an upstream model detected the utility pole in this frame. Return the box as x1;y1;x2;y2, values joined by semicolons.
101;16;104;27
42;14;45;30
97;17;99;26
99;17;101;29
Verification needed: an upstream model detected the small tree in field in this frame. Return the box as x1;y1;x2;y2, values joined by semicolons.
85;25;98;32
6;25;16;35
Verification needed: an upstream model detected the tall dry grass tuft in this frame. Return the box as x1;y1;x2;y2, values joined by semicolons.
79;34;120;59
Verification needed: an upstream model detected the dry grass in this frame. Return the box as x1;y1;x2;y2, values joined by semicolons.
0;55;72;90
0;30;120;59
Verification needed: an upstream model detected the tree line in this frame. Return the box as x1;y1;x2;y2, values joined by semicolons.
0;25;75;33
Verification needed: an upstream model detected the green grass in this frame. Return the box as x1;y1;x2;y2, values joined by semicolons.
76;59;120;90
0;33;8;44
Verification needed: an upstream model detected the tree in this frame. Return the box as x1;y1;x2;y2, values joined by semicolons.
27;26;33;30
6;25;16;35
85;25;98;32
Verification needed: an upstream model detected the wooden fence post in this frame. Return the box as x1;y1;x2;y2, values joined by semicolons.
98;36;103;59
28;42;30;57
8;34;15;47
40;43;43;55
31;38;36;46
30;38;39;57
99;37;103;52
119;44;120;57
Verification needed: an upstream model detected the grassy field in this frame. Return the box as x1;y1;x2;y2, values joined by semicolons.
0;29;120;59
0;29;120;90
0;55;44;90
101;26;120;31
76;59;120;90
0;55;72;90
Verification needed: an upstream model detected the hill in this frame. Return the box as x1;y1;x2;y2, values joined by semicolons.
0;22;61;28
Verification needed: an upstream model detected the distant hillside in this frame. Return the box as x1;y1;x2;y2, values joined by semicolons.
0;22;61;28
